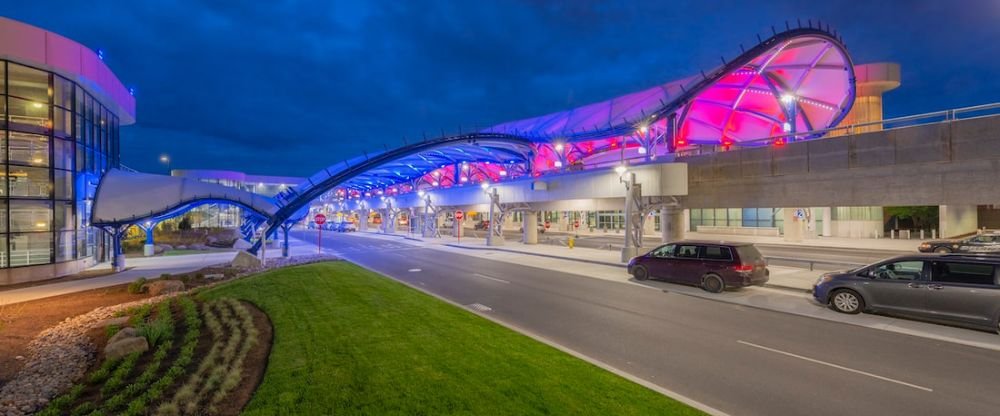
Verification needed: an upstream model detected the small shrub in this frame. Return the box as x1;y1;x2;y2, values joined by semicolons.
194;272;205;280
159;273;172;280
127;277;147;294
105;324;121;339
138;315;172;346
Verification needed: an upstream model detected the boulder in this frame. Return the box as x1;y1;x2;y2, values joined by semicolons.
158;244;173;251
107;327;138;345
90;316;129;330
105;336;148;361
175;245;188;250
233;239;252;250
206;236;218;244
144;280;185;296
231;250;262;269
205;273;225;280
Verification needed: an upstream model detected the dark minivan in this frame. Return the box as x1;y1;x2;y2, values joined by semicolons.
813;253;1000;333
627;241;769;293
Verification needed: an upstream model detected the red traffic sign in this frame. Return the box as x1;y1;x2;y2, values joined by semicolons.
573;220;580;228
544;221;551;229
314;213;327;225
455;210;464;220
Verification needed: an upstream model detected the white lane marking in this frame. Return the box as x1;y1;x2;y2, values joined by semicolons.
408;268;422;272
472;273;510;284
737;340;933;392
468;303;493;312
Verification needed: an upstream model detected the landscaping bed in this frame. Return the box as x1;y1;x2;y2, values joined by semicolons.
33;296;271;416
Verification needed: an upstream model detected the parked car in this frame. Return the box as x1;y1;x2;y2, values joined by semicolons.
518;222;547;234
813;253;1000;333
474;220;490;230
918;232;1000;254
335;222;357;232
627;241;769;293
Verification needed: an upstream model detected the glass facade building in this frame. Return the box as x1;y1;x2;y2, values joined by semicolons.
0;60;119;268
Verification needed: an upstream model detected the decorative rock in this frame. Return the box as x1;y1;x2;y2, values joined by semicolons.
107;327;138;345
89;316;129;329
104;337;148;361
231;250;262;269
144;280;185;296
175;244;188;250
14;355;24;361
205;273;225;280
233;239;252;250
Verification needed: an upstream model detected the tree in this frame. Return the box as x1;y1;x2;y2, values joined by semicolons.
178;215;193;231
884;206;938;230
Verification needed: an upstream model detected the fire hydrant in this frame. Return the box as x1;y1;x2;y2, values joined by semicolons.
568;237;575;249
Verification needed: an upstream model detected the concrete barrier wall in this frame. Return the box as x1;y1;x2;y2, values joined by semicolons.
680;115;1000;208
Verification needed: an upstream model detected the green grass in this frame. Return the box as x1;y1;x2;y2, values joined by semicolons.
199;261;703;415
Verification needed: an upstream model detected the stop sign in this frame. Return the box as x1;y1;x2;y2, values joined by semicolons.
314;213;327;225
455;210;464;220
544;221;551;229
573;220;580;228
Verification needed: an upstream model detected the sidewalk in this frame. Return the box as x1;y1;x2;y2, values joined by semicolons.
0;237;319;306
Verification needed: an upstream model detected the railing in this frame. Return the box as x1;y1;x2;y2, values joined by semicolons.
763;256;864;271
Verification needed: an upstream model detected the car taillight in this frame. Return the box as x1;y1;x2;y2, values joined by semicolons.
733;264;754;272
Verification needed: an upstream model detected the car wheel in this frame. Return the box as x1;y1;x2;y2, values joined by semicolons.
830;289;864;314
934;247;951;254
633;265;649;281
701;274;725;293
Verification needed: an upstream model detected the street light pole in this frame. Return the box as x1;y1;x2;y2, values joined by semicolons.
159;155;171;175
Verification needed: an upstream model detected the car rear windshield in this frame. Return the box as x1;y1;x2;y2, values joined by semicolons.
734;245;764;263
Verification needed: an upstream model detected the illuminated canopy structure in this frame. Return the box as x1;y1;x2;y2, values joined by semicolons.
92;169;278;226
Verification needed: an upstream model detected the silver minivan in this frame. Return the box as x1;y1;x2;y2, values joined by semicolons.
813;254;1000;333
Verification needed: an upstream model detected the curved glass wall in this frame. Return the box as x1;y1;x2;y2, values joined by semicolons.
0;60;119;268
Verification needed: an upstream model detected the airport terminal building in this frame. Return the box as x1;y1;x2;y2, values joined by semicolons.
0;17;135;284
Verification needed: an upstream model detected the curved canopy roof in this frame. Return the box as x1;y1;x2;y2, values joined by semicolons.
483;27;854;145
92;169;278;226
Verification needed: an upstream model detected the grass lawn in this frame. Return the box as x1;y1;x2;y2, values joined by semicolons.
199;261;703;415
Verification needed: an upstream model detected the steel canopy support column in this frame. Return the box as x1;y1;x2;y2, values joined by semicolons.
137;221;157;257
358;209;369;232
102;224;129;272
422;197;439;238
660;207;684;243
523;210;538;244
621;172;643;262
279;222;293;257
486;188;504;246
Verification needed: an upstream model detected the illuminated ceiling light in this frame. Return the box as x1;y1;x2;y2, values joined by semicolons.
782;122;792;132
498;170;507;176
480;182;489;190
31;102;44;109
433;171;440;177
614;165;627;175
258;182;264;187
639;125;649;134
554;161;563;168
432;181;439;186
35;222;47;228
460;176;469;182
32;158;43;163
554;143;564;152
637;147;647;154
780;94;796;104
417;190;425;197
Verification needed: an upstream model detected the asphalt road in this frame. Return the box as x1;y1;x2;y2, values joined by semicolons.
297;230;1000;416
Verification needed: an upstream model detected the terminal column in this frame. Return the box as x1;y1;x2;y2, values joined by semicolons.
358;209;369;232
137;221;157;257
660;207;684;243
523;211;539;244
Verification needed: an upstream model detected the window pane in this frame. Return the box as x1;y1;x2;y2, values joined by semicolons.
75;86;84;114
54;138;73;170
7;63;49;102
57;230;74;261
0;235;6;268
8;166;52;197
8;131;49;166
677;245;699;258
54;76;73;109
0;201;7;233
76;229;87;259
10;232;52;266
702;246;733;261
934;262;996;285
55;201;73;230
54;107;72;138
10;200;52;232
0;61;5;94
873;261;924;280
7;97;50;134
55;170;73;200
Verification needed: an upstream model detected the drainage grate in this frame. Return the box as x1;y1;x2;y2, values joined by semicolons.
467;303;493;312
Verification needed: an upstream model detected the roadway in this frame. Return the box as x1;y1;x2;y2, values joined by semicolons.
297;230;1000;416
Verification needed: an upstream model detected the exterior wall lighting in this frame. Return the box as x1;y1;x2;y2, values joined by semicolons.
614;165;627;175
